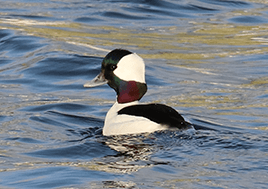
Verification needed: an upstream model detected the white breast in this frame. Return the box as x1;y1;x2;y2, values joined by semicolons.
103;101;167;136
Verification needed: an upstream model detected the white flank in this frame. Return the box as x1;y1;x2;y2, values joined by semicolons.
103;101;167;136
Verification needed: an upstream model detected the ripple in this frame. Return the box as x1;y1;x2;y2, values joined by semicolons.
26;141;115;159
23;103;90;112
5;137;45;144
230;15;268;24
9;14;55;21
200;0;251;7
0;34;45;57
102;11;150;20
74;17;104;23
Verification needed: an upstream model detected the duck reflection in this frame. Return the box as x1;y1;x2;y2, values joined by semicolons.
86;129;195;174
96;133;160;173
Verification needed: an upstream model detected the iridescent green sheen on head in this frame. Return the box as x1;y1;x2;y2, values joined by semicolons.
98;49;147;103
107;74;121;92
102;57;118;67
102;49;132;67
106;69;147;103
101;49;133;91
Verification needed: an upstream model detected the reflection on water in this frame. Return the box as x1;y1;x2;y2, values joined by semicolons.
0;0;268;188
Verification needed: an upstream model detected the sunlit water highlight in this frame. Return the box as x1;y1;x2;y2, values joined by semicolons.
0;0;268;188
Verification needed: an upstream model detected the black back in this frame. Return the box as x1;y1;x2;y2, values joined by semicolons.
118;103;190;129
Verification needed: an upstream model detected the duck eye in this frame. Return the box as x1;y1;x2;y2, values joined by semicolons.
109;64;117;71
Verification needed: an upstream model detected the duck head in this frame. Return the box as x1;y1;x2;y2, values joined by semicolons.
84;49;147;103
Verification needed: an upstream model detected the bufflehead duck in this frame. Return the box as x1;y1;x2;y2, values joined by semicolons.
84;49;192;136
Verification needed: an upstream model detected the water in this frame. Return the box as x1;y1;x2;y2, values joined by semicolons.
0;0;268;188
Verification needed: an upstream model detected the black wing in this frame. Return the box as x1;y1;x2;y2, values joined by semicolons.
118;103;190;129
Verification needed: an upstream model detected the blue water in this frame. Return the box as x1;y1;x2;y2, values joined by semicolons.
1;0;268;188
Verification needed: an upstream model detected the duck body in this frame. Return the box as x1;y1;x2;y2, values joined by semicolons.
103;101;161;136
84;49;191;136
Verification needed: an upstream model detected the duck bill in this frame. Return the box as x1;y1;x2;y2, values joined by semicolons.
84;72;108;88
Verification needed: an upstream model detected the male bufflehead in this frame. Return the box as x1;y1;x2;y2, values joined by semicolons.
84;49;192;136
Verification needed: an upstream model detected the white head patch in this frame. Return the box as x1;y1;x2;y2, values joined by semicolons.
113;53;146;83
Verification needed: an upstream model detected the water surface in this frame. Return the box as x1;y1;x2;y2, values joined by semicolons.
0;0;268;188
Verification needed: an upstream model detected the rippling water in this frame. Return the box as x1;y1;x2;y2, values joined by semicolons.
0;0;268;188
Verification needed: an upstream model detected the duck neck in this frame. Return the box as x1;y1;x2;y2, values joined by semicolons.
116;80;147;104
